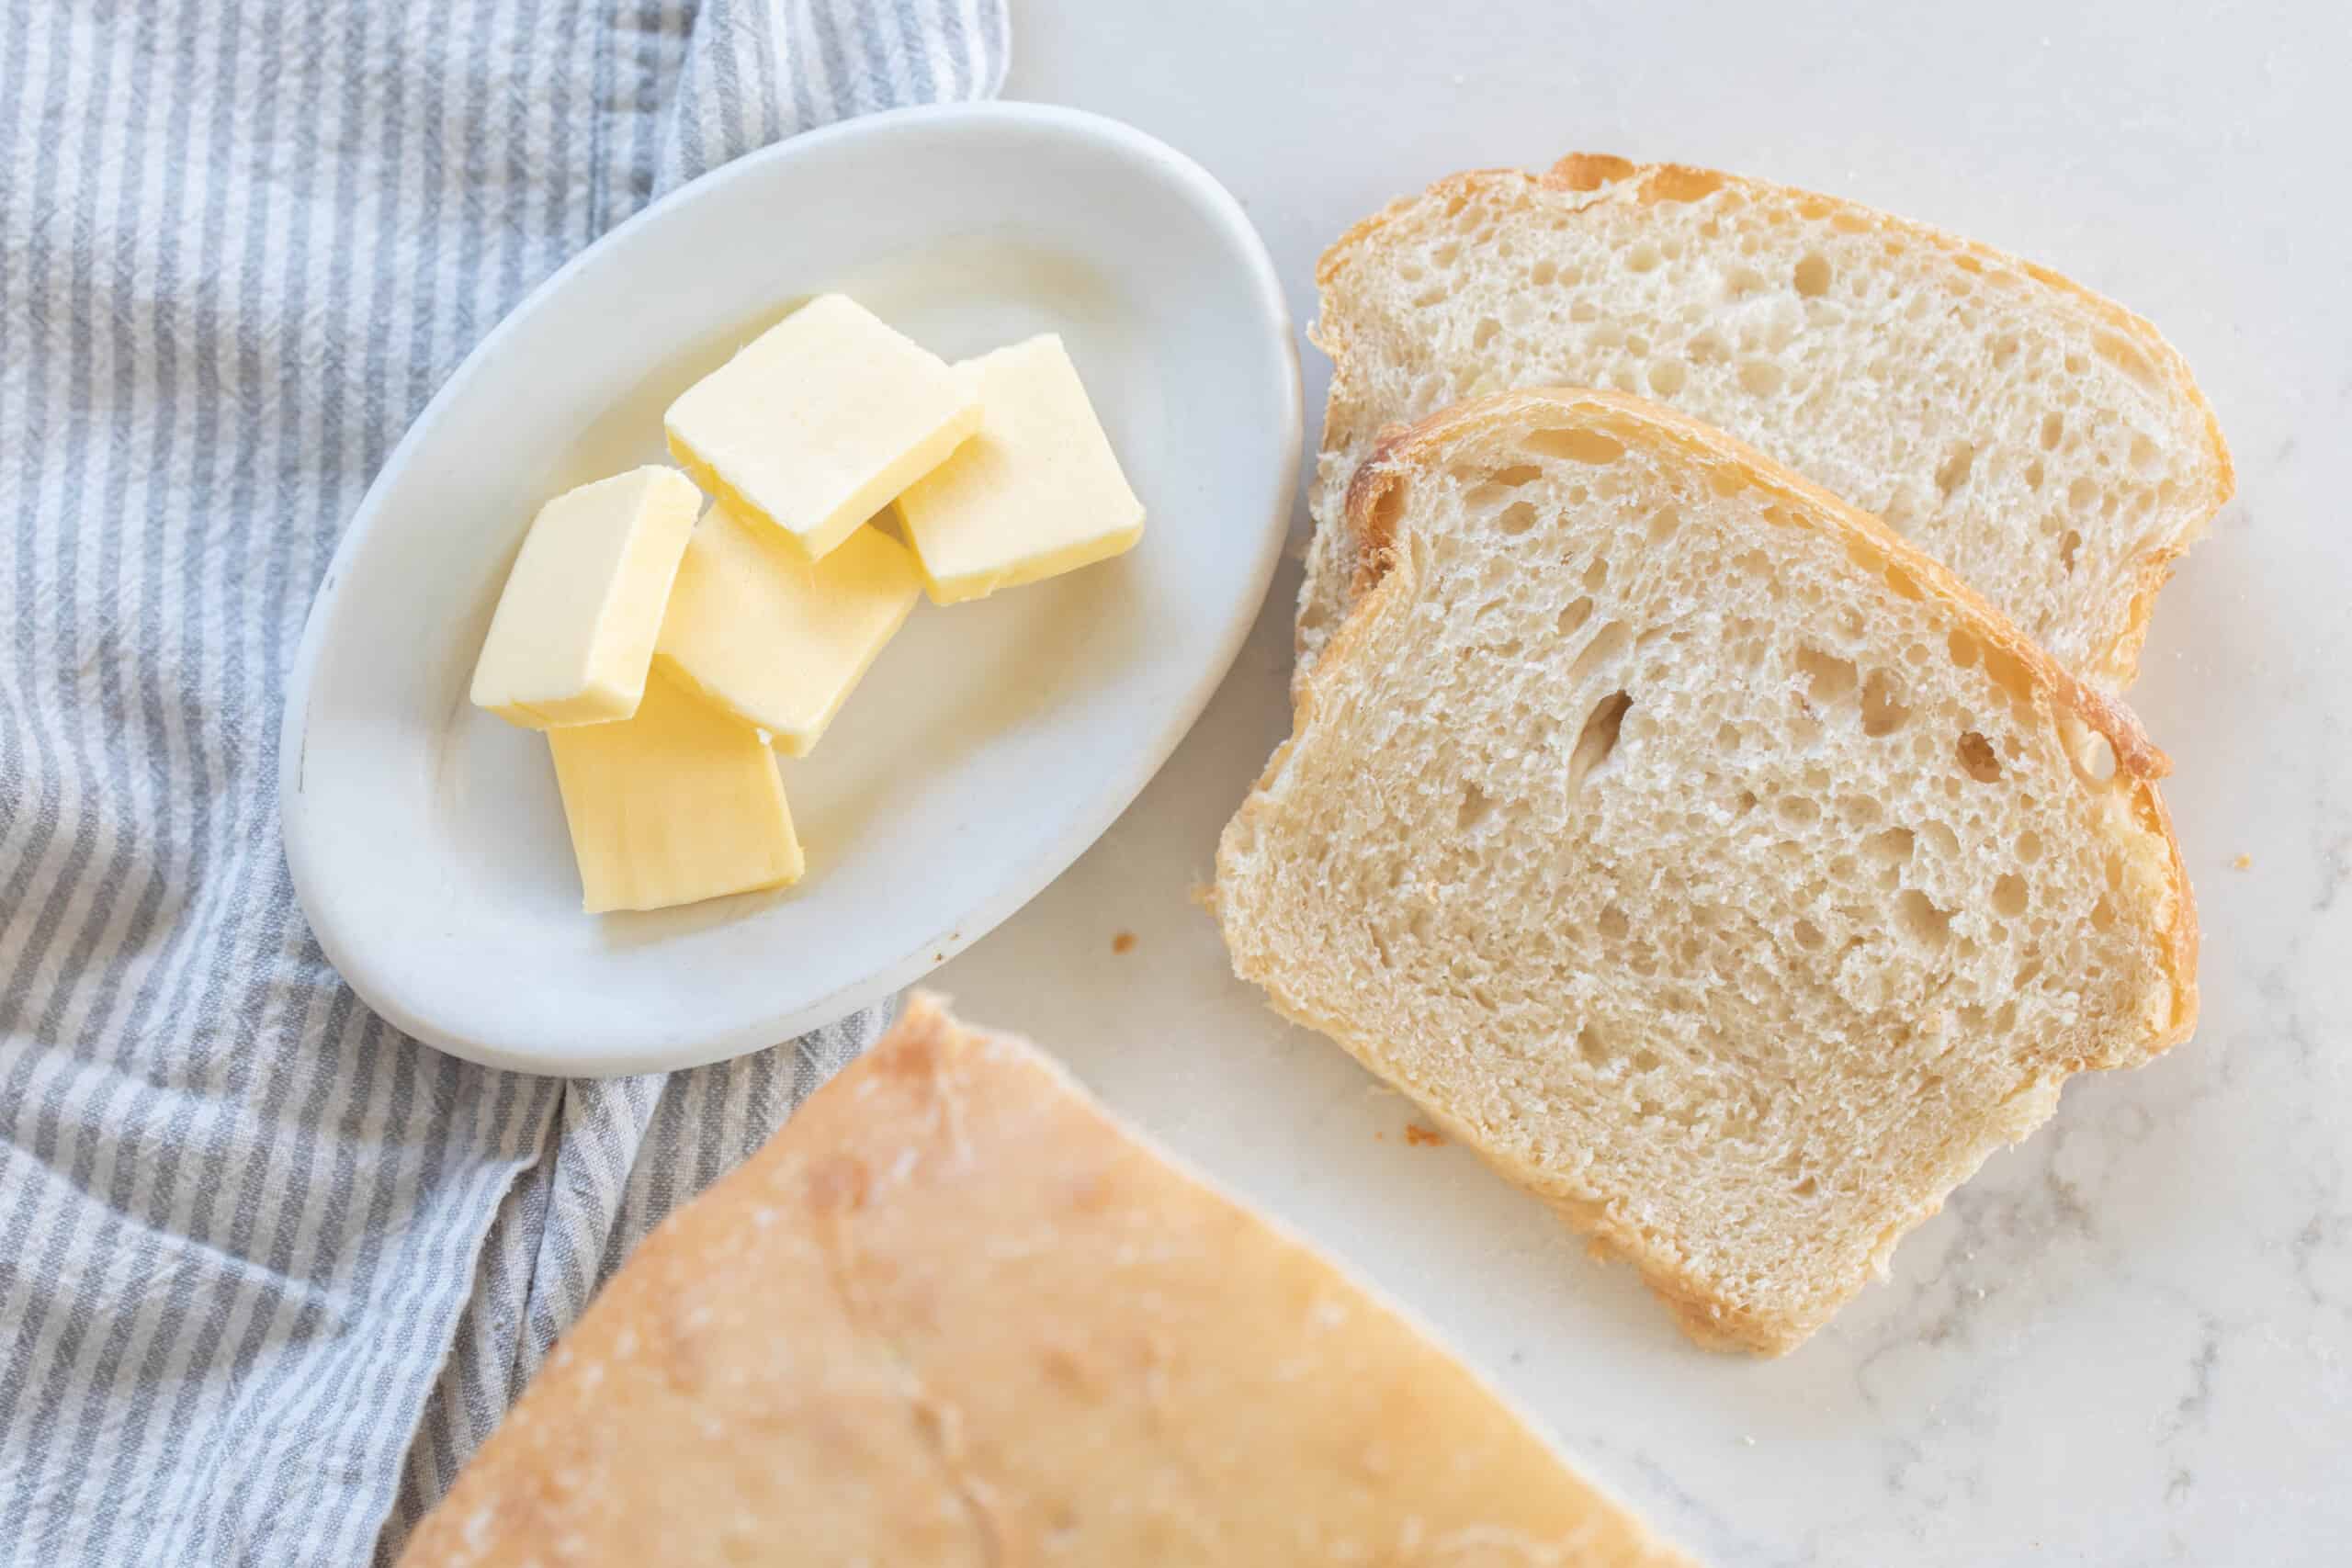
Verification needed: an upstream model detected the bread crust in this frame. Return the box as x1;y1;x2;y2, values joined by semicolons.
399;993;1698;1563
1303;152;2235;693
1229;387;2199;1355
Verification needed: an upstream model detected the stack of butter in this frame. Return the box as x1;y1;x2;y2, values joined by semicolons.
469;295;1144;914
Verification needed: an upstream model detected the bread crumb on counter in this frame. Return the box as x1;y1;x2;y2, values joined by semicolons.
1111;931;1136;954
1404;1122;1445;1147
2232;853;2252;870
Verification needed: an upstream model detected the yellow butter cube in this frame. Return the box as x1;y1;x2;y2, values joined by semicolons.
546;672;804;913
470;467;702;728
653;505;920;757
893;333;1144;604
663;294;979;561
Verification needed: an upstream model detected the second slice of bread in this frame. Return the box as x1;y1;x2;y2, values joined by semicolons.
1297;155;2233;691
1218;389;2196;1354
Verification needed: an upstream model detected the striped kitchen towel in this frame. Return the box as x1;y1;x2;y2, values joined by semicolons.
0;2;1009;1563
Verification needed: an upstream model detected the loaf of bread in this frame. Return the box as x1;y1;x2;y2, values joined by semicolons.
1296;154;2233;691
398;993;1695;1565
1218;389;2196;1354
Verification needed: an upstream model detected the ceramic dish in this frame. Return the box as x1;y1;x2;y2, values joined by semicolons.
280;102;1300;1075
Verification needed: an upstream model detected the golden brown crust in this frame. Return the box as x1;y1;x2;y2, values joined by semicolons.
400;994;1697;1566
1309;153;2236;688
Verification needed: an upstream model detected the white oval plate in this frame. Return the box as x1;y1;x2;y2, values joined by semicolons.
281;103;1299;1077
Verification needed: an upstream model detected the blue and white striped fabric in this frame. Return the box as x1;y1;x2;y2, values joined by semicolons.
0;3;1009;1562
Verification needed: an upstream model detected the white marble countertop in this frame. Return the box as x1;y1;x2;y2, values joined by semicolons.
933;3;2351;1561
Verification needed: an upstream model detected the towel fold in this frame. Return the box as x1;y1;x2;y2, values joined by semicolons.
0;3;1009;1562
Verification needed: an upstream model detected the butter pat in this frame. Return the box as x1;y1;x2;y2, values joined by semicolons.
547;672;804;913
470;467;702;728
654;505;921;757
894;334;1144;604
664;294;979;561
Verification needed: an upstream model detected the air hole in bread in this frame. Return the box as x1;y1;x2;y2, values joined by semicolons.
1597;905;1630;942
1472;317;1501;350
1529;259;1557;286
1647;507;1680;544
1455;784;1496;833
1583;558;1609;592
1577;1023;1612;1067
1686;330;1729;366
2023;456;2044;491
1566;621;1632;684
1497;500;1540;537
1725;265;1766;299
1947;629;1979;668
1990;333;2019;368
1738;360;1785;397
1521;426;1626;466
1863;827;1915;864
1777;795;1820;826
2065;723;2119;785
1934;442;1976;499
1957;731;2003;783
1882;563;1924;601
1556;595;1595;639
1431;241;1460;267
1647;360;1687;396
1992;873;2030;918
2093;331;2157;390
1860;670;1910;736
2040;412;2064;451
1792;253;1832;299
2015;829;2043;863
1978;643;2034;706
2089;897;2117;931
1795;647;1858;705
1919;820;1961;856
2059;529;2081;573
1895;889;1952;948
1566;692;1633;796
1626;242;1663;273
2067;477;2097;513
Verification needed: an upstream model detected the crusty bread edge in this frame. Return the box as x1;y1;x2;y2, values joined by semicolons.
1306;152;2237;691
1225;387;2199;1354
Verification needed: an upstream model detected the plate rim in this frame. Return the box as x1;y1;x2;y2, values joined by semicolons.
278;99;1301;1077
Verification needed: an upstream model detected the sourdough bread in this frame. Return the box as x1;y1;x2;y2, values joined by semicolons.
1297;154;2233;691
399;993;1696;1565
1222;389;2196;1354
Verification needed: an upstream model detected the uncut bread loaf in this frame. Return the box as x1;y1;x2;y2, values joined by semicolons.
399;993;1696;1567
1219;389;2197;1355
1296;154;2233;692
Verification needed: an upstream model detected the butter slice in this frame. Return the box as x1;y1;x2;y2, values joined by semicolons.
546;671;804;913
893;334;1144;604
664;295;979;561
654;505;920;757
470;467;702;728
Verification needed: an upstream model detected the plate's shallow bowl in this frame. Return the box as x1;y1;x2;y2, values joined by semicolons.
281;103;1299;1076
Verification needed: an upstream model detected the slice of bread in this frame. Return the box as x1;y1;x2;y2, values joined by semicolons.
1296;154;2233;692
1220;389;2197;1355
398;993;1697;1566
